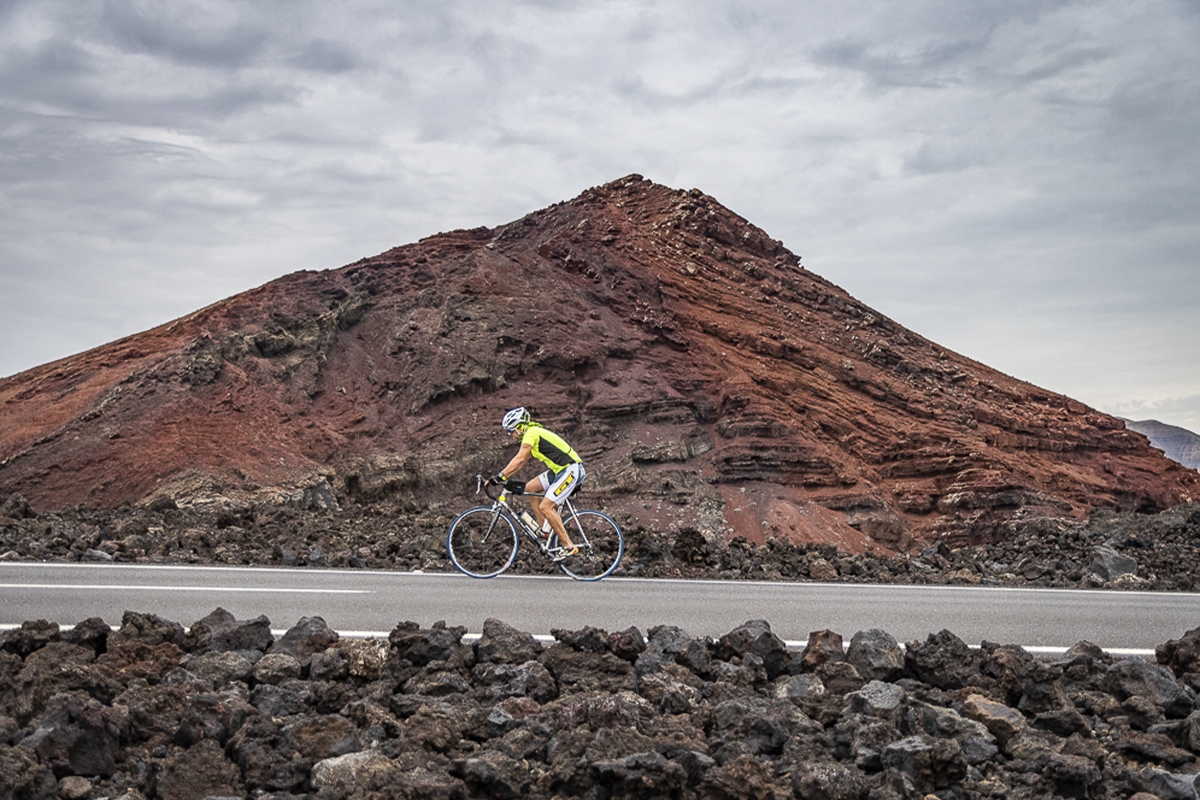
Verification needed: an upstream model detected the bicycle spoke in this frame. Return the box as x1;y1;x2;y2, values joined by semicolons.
553;510;624;581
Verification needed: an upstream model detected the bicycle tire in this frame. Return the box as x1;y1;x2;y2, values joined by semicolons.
446;507;519;578
553;509;624;581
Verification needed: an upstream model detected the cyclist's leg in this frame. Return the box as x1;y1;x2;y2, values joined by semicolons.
540;464;583;549
538;496;572;549
526;473;550;527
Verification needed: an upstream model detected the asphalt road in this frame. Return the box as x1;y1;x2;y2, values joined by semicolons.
3;562;1197;655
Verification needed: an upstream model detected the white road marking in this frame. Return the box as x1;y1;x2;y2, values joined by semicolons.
2;583;369;593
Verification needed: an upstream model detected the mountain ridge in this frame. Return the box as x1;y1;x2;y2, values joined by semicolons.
1125;419;1200;470
1;175;1195;552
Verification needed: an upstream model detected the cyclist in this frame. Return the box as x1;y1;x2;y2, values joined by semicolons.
486;407;586;561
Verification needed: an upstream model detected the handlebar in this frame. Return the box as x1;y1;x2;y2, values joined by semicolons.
475;474;526;500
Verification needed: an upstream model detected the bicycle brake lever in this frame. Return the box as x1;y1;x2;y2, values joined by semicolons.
475;474;483;494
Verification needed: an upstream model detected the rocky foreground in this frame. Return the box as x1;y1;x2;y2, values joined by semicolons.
6;609;1200;800
5;495;1200;798
3;493;1200;591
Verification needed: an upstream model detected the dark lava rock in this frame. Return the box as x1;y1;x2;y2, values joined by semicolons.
2;608;1199;798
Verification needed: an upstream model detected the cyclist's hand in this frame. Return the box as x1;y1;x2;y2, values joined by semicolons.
485;473;505;487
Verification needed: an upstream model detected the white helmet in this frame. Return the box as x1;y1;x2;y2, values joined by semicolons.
501;407;531;432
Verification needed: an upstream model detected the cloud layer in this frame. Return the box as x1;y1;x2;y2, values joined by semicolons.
2;0;1198;431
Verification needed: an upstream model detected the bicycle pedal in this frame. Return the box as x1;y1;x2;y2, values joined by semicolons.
550;546;579;563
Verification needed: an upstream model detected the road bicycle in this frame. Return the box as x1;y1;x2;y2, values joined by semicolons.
446;475;624;581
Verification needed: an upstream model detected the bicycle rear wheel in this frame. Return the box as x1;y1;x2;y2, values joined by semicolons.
554;510;624;581
447;507;519;578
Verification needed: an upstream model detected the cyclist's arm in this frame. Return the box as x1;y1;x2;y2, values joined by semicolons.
499;443;533;480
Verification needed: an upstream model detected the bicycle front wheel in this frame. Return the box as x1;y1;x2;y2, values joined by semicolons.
447;507;519;578
555;510;624;581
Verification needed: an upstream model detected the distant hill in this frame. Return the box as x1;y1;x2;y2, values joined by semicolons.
1125;419;1200;470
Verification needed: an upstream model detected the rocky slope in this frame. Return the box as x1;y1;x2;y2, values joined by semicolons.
1;175;1196;554
5;609;1200;800
1127;420;1200;471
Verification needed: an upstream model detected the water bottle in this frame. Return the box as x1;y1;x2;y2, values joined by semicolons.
521;511;537;530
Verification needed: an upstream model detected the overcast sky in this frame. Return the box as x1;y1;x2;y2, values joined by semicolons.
2;0;1198;433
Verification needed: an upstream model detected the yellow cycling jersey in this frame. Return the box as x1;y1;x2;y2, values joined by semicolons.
521;425;582;472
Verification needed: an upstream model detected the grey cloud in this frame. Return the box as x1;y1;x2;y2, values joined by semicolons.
287;38;360;73
904;140;991;175
807;1;1123;94
0;17;300;127
1009;46;1113;85
99;0;269;69
0;39;106;114
735;75;811;95
812;37;981;89
12;36;93;79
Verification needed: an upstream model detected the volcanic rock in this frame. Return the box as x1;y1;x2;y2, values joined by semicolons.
0;176;1196;554
1157;626;1200;679
3;609;1200;798
186;607;274;653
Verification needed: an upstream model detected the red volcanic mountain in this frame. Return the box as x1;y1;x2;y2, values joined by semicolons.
1;175;1195;553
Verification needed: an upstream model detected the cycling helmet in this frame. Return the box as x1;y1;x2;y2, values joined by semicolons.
501;407;531;432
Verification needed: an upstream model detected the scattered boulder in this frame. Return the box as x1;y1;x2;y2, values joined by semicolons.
961;693;1031;750
339;637;389;680
1;493;36;519
267;615;338;665
607;626;647;662
1158;626;1200;678
798;629;846;671
19;697;119;778
253;652;302;684
310;748;391;793
389;620;465;666
904;628;979;689
880;734;968;792
715;619;791;679
186;607;274;653
845;628;903;682
297;480;341;512
475;618;542;665
0;744;55;800
846;680;905;717
109;610;186;649
279;714;361;761
0;619;61;658
1104;657;1196;719
1091;545;1138;581
180;649;257;687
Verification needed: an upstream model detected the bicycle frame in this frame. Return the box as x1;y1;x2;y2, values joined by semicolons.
476;475;586;555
